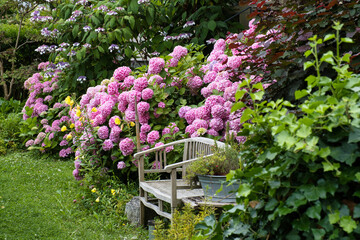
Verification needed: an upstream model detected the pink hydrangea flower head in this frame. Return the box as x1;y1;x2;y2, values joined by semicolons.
141;124;151;133
185;125;196;135
209;118;224;131
195;106;211;120
142;88;154;100
192;119;208;129
103;139;114;151
125;108;136;122
187;76;203;89
147;130;160;145
139;112;150;124
178;106;192;118
119;138;135;156
124;76;135;88
172;46;188;59
205;95;226;109
107;81;119;95
127;90;142;104
113;66;131;81
149;75;163;85
117;161;126;169
158;102;165;109
148;57;165;74
137;101;150;114
227;56;242;69
211;104;228;119
97;126;109;139
133;77;148;92
213;38;226;51
168;57;179;67
203;71;217;84
110;126;121;143
207;128;220;136
184;108;196;124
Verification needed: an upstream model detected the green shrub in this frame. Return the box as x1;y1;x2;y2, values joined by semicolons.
153;204;214;240
196;22;360;239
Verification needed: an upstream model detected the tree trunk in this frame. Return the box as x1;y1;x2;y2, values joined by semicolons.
0;60;9;99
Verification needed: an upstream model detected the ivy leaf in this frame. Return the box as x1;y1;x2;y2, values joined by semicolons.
265;198;278;211
322;161;340;172
311;228;326;240
348;127;360;143
296;125;311;138
329;211;340;224
305;204;321;220
208;20;216;31
237;183;251;197
301;185;320;201
295;89;309;100
356;172;360;182
330;142;359;165
339;216;357;233
353;205;360;218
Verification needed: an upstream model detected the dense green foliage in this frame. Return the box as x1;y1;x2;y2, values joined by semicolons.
196;23;360;239
247;0;360;101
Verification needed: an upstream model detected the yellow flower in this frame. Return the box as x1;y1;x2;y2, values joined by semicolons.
66;133;72;140
61;126;67;132
115;118;121;125
75;156;79;160
111;189;116;196
76;109;81;117
91;107;97;112
70;123;75;129
95;197;100;202
91;188;96;193
70;100;74;106
65;96;72;106
130;122;135;127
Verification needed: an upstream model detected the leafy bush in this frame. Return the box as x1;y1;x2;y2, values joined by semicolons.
196;22;360;239
153;204;214;240
247;0;360;101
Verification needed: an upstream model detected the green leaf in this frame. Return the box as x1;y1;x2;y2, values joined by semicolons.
237;184;251;197
240;108;254;123
304;61;314;70
329;211;340;224
295;89;309;100
356;172;360;182
324;33;335;42
129;0;139;13
304;50;312;58
311;228;326;240
124;48;133;58
296;125;311;138
208;20;216;31
253;91;264;101
231;102;245;113
330;142;359;165
122;27;132;40
339;216;357;233
341;37;354;43
265;198;278;211
253;83;264;91
353;205;360;218
301;185;320;201
318;147;330;158
320;51;335;65
97;46;104;53
348;127;360;143
305;204;321;220
235;89;247;101
128;16;135;29
322;161;340;172
156;108;163;114
72;24;79;38
341;53;351;63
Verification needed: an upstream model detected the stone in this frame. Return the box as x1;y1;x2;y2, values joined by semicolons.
125;196;140;226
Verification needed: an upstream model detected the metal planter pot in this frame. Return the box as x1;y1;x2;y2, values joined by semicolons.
197;175;240;203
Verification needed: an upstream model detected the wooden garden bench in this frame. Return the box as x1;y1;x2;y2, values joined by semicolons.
133;137;226;224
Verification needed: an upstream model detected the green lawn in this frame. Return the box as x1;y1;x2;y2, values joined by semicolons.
0;151;147;240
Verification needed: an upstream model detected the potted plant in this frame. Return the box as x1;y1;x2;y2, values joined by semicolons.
186;144;241;203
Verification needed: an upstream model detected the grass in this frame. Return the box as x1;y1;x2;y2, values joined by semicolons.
0;151;148;240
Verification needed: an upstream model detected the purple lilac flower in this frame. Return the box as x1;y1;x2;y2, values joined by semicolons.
183;21;195;28
107;11;118;16
95;28;105;33
83;43;91;48
77;76;87;83
109;44;119;52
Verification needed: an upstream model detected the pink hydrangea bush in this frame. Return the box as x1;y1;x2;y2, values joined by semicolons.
23;20;280;182
22;61;75;157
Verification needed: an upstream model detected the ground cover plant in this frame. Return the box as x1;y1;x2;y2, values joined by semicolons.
0;150;147;239
195;22;360;240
